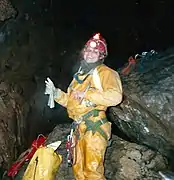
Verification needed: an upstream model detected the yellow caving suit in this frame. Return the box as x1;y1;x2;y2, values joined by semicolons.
55;64;123;180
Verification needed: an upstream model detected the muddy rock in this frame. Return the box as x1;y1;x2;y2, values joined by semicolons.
105;135;167;180
110;49;174;162
0;81;30;169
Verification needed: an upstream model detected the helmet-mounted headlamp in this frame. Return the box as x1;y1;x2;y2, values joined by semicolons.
85;33;108;59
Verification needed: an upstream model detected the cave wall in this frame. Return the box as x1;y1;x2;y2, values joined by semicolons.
0;0;17;21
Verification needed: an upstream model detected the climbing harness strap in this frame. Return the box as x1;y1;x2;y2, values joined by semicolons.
85;118;108;141
66;109;108;166
82;109;108;141
73;73;90;84
82;109;101;119
73;68;94;84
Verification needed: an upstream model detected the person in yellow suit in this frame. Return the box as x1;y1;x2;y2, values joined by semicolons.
45;33;123;180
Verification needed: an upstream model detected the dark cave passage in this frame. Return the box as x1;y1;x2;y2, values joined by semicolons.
1;1;174;179
15;0;174;143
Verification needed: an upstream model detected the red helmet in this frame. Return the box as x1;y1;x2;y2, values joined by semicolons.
84;33;108;59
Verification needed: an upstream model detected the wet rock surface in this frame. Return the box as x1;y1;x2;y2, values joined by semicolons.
110;50;174;164
0;4;51;170
0;0;77;171
0;80;32;169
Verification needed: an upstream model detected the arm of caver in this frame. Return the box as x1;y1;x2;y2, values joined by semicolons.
54;88;69;108
85;68;123;107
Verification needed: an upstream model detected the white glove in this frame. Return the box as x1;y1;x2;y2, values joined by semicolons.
45;77;56;95
45;77;56;108
45;77;61;108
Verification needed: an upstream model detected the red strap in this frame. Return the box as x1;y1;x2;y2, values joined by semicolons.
121;56;136;75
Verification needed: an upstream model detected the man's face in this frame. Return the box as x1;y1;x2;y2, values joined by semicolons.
83;46;100;63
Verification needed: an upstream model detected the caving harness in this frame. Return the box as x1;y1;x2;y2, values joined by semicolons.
66;43;109;166
66;109;108;167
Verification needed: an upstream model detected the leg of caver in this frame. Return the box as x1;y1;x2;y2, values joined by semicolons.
73;137;85;180
83;131;107;180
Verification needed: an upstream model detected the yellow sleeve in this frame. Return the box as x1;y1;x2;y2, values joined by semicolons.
54;89;69;108
54;78;75;108
85;69;123;107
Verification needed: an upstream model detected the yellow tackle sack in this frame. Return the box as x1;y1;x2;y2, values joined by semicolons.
23;141;62;180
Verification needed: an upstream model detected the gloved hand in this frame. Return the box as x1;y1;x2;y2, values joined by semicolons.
45;77;56;108
45;77;56;95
